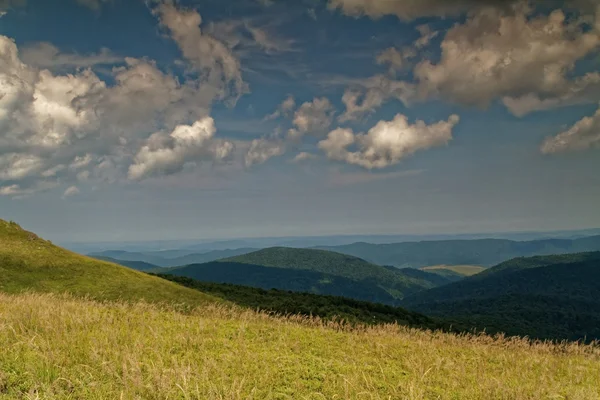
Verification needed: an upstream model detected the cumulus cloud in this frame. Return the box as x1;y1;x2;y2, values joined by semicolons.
287;97;335;140
415;24;439;48
319;114;459;169
244;138;285;167
376;47;416;75
154;3;247;104
328;0;488;21
264;94;296;120
338;75;415;122
413;6;600;114
541;107;600;154
291;152;316;163
0;13;246;197
20;42;122;69
128;118;233;180
62;185;80;198
0;0;25;12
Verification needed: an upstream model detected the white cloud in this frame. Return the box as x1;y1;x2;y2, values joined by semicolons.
63;185;80;198
541;107;600;154
415;24;439;48
376;47;415;74
128;117;233;180
244;138;285;167
0;23;246;196
413;6;600;114
154;3;247;104
287;97;335;140
21;42;122;69
327;0;481;21
338;75;415;122
319;114;459;169
264;94;296;120
291;152;316;163
0;0;25;12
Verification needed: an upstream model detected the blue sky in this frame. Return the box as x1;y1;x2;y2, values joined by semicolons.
1;0;599;242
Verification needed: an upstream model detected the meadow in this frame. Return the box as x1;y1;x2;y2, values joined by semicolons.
1;292;599;400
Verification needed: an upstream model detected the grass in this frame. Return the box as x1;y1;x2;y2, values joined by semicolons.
421;265;486;276
1;292;599;399
0;220;216;306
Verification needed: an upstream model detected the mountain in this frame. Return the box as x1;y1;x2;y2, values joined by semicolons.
164;248;458;305
0;220;215;305
93;256;160;271
403;252;600;341
316;235;600;268
164;261;400;305
222;247;455;297
89;248;258;267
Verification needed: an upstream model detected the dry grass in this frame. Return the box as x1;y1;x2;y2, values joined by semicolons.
1;292;599;399
421;265;486;276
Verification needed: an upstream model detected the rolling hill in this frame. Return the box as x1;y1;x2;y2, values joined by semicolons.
163;248;458;304
221;247;456;298
0;220;215;306
164;261;402;304
317;235;600;268
89;248;257;267
403;252;600;341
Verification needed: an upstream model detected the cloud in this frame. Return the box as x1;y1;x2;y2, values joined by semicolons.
414;24;439;48
63;185;80;198
338;75;415;122
244;138;285;167
287;97;335;140
0;0;25;12
413;6;600;114
154;3;247;105
20;42;123;69
128;117;233;180
326;0;589;21
327;0;488;21
541;106;600;154
319;114;459;169
291;152;316;163
0;26;244;196
376;47;412;73
264;94;296;120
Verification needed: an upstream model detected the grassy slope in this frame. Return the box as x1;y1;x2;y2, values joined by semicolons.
1;292;599;399
222;247;443;298
92;256;159;271
0;220;215;306
421;265;486;276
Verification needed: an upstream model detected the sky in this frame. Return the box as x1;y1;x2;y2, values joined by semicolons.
0;0;599;243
